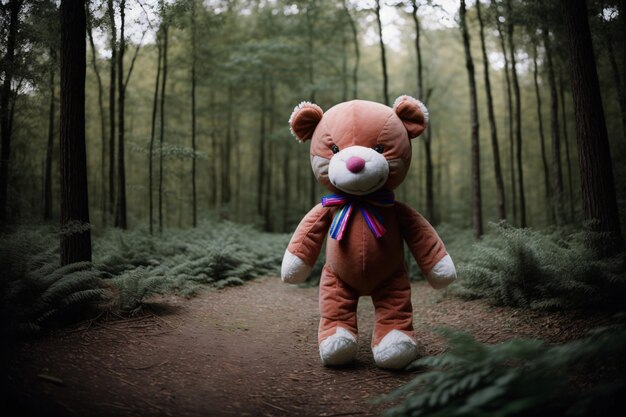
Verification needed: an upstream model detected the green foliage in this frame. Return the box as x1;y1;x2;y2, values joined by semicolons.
94;219;289;310
453;222;626;310
0;226;105;335
379;325;626;417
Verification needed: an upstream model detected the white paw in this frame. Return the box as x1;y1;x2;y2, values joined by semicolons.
372;330;418;369
426;254;457;290
319;327;358;366
281;250;312;284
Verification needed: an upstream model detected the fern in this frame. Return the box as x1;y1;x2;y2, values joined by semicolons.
380;325;626;417
454;223;626;310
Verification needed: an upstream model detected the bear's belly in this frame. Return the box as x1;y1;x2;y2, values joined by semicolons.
325;208;405;295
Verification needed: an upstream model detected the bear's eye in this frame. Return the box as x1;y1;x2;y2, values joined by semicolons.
331;145;340;154
374;144;384;153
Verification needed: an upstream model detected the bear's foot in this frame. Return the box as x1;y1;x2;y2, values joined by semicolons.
372;330;418;370
319;327;358;366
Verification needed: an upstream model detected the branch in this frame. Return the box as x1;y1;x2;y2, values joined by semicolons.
123;30;146;93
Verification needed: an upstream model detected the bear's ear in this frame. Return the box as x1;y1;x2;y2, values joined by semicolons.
288;101;324;142
393;95;429;139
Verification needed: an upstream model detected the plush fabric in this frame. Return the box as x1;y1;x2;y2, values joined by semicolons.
282;97;456;369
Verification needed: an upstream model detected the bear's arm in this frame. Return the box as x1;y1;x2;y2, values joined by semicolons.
395;202;456;289
281;203;331;283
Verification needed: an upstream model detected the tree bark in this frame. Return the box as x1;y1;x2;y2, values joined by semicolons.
460;0;483;240
532;40;553;224
305;3;317;208
44;49;56;221
87;13;107;226
477;0;506;221
491;0;516;224
114;0;127;229
222;84;232;206
506;0;526;227
375;0;389;106
107;0;116;218
563;0;622;253
148;29;162;235
258;75;266;216
60;0;92;265
0;0;21;221
190;0;197;227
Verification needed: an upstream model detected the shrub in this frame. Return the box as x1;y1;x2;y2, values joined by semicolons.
379;324;626;417
453;222;626;310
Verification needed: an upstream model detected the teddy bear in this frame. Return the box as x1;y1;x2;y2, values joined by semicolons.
281;96;457;369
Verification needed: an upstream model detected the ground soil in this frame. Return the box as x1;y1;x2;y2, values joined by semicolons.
4;277;616;417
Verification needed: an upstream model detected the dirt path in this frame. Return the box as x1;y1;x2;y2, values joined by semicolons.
5;277;614;417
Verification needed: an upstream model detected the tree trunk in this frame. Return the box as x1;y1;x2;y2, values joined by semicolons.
604;22;626;141
460;0;483;240
107;0;116;218
492;0;516;224
209;91;217;209
222;85;232;206
477;0;506;220
306;4;317;208
532;40;554;224
563;0;622;253
507;0;526;227
44;50;56;221
114;0;127;229
148;29;162;235
283;146;291;232
190;0;197;227
258;76;266;216
343;0;359;99
559;73;576;222
0;0;21;221
87;13;107;226
158;24;169;233
375;0;389;106
60;0;91;265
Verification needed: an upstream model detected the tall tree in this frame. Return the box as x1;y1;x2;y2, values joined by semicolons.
410;0;435;223
562;0;622;253
342;0;359;98
375;0;389;106
158;21;169;233
44;46;56;221
476;0;506;220
506;0;526;227
87;10;107;226
114;0;127;229
491;0;516;223
60;0;91;264
559;74;575;221
190;0;197;227
460;0;483;239
107;0;116;218
531;39;554;224
0;0;22;221
543;26;566;224
148;28;162;235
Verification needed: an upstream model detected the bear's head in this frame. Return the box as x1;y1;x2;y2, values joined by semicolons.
288;95;428;196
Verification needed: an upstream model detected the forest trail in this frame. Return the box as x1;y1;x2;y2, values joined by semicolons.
6;277;612;417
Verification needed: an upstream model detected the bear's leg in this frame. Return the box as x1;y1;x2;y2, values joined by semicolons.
371;268;418;369
318;265;359;366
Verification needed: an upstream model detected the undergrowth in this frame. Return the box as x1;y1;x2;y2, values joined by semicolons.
380;323;626;417
453;222;626;310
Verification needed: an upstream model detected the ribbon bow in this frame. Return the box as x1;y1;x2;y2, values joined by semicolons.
321;190;395;240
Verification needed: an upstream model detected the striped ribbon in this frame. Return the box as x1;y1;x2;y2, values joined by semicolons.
321;190;395;240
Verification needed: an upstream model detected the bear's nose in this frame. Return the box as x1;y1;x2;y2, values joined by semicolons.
346;156;366;173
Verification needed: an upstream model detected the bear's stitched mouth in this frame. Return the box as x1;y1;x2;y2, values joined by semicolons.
332;176;385;195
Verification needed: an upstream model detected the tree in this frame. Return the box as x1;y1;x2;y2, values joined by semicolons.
342;0;359;99
543;26;566;224
107;0;116;218
375;0;389;106
114;0;127;229
460;0;482;239
559;74;576;221
562;0;622;253
491;0;516;223
148;28;162;235
60;0;91;264
506;0;526;227
476;0;506;220
190;0;197;227
43;45;56;221
0;0;22;221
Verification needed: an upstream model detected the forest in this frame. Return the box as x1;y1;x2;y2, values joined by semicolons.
1;0;625;416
